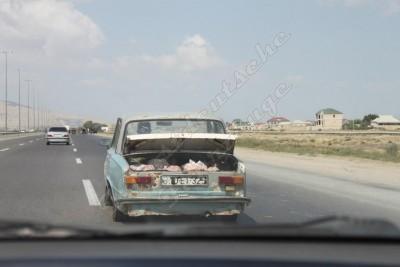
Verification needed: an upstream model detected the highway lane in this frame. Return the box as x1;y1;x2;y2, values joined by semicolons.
0;134;42;153
245;161;400;224
0;134;112;226
1;134;400;228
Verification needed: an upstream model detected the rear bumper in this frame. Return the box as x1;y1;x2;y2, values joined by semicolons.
47;137;69;143
115;197;251;217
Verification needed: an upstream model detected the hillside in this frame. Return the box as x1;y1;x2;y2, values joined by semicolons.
0;100;84;131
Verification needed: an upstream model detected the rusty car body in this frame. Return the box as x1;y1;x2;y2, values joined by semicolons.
103;114;250;221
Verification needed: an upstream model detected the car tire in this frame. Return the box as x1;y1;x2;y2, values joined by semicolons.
103;185;113;206
46;142;50;145
112;206;127;222
66;141;70;145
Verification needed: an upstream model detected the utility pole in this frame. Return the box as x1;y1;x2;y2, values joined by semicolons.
18;69;21;132
25;79;31;130
32;86;35;130
2;51;11;133
37;91;40;130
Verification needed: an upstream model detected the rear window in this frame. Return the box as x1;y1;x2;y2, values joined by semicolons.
126;119;226;135
49;127;68;132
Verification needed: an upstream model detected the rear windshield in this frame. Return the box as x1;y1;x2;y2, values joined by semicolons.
126;119;226;135
49;127;68;132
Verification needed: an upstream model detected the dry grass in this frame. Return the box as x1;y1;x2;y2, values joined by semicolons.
236;132;400;162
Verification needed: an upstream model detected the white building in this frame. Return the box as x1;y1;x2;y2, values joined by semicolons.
371;115;400;130
315;108;344;130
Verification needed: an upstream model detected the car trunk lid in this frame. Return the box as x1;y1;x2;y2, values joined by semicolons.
124;133;236;154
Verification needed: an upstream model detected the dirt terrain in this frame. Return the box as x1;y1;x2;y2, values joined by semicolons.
236;132;400;162
235;146;400;189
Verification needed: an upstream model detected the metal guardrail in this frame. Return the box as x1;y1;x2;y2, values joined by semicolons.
0;132;24;136
0;132;41;139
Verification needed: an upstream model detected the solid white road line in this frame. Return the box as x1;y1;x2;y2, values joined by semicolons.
19;143;24;146
75;158;82;164
82;179;101;206
29;140;33;143
0;148;10;152
73;148;77;152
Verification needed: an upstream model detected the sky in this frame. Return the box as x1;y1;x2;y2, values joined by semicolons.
0;0;399;123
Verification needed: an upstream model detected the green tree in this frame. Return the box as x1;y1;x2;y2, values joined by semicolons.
83;120;93;129
362;114;379;125
82;120;107;133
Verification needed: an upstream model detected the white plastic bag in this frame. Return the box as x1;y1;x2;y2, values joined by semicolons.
182;159;208;171
130;164;155;171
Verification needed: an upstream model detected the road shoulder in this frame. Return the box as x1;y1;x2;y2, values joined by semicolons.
235;147;400;190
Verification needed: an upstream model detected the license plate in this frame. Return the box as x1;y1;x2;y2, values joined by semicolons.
160;175;208;186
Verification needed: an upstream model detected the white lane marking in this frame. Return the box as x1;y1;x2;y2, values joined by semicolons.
72;143;75;146
19;143;24;146
82;179;101;206
75;158;82;164
29;140;33;143
73;148;77;152
0;148;10;152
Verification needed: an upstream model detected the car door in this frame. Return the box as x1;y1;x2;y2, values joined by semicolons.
104;119;128;199
104;119;122;186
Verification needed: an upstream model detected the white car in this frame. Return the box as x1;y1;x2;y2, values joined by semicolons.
46;127;70;145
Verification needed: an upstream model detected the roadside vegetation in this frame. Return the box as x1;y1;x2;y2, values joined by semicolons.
82;120;108;133
342;114;379;130
236;133;400;163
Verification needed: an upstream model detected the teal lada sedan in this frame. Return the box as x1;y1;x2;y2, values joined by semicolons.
104;114;250;221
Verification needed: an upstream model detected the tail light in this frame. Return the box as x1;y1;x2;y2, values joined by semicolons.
124;176;152;185
47;134;53;137
218;176;244;185
63;134;69;137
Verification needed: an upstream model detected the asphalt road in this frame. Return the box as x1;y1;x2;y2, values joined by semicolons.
1;134;400;228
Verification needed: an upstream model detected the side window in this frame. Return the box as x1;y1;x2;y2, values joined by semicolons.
208;120;226;133
214;121;226;133
111;119;122;150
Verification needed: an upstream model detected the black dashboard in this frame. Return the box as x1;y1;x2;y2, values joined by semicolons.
0;239;399;266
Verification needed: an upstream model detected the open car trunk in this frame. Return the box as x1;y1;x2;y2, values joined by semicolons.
124;133;236;155
117;132;248;217
122;133;243;192
125;151;239;172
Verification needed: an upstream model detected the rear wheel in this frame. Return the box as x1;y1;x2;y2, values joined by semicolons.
103;185;113;206
108;183;127;222
46;142;50;145
112;206;127;222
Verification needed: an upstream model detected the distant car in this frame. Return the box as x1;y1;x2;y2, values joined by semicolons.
104;114;250;221
46;127;70;145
